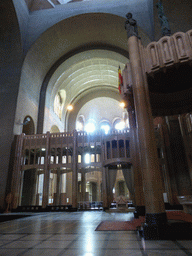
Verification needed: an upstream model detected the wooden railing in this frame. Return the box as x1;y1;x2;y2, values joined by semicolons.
16;129;131;171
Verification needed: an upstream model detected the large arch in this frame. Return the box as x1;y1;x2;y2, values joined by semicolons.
24;0;154;52
66;86;121;131
14;13;151;135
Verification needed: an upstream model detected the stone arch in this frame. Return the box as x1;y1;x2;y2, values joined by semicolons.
15;13;151;135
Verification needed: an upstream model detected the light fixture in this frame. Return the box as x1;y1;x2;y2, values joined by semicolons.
120;102;125;108
67;105;73;111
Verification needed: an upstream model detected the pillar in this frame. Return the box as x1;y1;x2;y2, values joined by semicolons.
128;35;167;238
55;168;61;205
31;169;38;205
126;100;145;217
72;130;78;209
42;131;50;208
158;121;174;205
179;115;192;185
81;172;86;202
11;133;24;209
102;167;108;210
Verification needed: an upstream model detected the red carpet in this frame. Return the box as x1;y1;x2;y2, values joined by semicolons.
95;216;145;231
95;211;192;231
166;210;192;223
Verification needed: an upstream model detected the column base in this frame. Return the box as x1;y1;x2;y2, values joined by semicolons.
140;212;168;240
134;206;145;218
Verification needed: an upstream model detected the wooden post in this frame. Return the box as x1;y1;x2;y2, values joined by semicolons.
72;130;78;209
42;132;50;208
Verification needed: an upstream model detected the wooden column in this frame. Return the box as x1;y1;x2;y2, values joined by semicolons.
31;169;38;205
179;115;192;184
128;107;145;217
81;172;86;202
128;35;166;238
42;132;50;208
55;168;61;205
102;167;108;210
11;133;24;209
72;130;78;209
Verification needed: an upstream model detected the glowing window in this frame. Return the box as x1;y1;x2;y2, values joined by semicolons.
85;153;90;164
85;123;95;133
54;92;63;120
115;121;125;130
76;121;83;131
101;124;110;134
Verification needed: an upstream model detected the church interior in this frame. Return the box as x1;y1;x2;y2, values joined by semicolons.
1;0;192;253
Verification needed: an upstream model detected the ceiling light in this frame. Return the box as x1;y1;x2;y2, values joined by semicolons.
67;105;73;111
120;102;125;108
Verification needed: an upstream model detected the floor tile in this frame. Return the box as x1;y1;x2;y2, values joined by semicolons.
0;234;26;240
107;233;138;240
70;240;105;249
140;239;178;249
0;249;26;256
145;249;187;256
2;241;40;249
21;248;63;256
177;240;192;249
106;240;140;249
104;249;143;256
59;249;104;256
20;234;52;240
34;240;71;249
0;212;192;256
47;234;78;240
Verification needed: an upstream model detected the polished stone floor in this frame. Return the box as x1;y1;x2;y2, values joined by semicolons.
0;211;192;256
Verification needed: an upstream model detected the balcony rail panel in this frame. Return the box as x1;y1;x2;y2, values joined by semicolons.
145;29;192;75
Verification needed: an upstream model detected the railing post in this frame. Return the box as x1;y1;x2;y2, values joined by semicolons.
42;131;50;209
11;133;25;210
72;130;78;210
55;168;61;205
102;167;108;210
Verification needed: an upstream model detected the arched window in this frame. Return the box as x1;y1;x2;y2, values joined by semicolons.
50;125;60;133
99;120;111;134
54;90;65;120
113;118;125;130
84;119;96;133
22;116;35;135
76;115;85;131
123;110;130;128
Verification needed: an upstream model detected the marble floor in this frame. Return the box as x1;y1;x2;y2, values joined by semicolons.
0;211;192;256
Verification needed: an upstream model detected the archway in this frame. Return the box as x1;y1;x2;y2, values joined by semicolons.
50;125;60;133
22;116;35;135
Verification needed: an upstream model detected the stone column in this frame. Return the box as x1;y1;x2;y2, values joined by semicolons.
72;130;78;209
42;132;50;208
127;35;166;238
